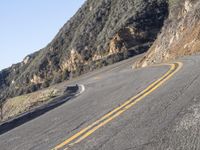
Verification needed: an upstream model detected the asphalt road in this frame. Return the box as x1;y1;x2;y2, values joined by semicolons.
1;55;200;150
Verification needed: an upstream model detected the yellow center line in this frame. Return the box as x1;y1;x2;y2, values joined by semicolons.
52;62;183;150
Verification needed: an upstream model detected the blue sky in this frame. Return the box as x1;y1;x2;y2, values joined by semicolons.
0;0;85;70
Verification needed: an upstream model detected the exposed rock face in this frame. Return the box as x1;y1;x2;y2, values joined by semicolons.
0;0;168;100
30;74;44;84
136;0;200;67
23;56;31;65
61;49;84;72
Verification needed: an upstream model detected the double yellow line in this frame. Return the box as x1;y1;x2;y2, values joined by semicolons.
52;62;183;150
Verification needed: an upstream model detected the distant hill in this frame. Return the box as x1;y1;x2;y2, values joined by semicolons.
0;0;168;101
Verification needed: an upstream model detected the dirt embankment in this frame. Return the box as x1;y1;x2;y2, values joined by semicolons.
136;0;200;67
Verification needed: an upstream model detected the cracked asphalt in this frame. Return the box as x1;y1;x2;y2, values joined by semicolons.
0;55;200;150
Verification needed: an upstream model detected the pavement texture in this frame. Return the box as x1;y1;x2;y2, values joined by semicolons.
0;55;200;150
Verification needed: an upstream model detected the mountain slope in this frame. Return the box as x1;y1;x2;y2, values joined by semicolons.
0;0;168;101
136;0;200;67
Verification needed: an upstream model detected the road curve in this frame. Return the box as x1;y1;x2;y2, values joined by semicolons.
52;62;182;150
1;55;200;150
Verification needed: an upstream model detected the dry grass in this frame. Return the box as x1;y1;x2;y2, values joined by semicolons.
1;87;62;122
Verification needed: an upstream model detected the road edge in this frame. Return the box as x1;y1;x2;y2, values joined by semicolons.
0;84;85;135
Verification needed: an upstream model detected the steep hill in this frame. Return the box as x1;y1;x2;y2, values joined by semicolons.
0;0;168;101
136;0;200;67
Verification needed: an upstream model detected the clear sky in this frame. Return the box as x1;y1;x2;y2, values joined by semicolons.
0;0;85;70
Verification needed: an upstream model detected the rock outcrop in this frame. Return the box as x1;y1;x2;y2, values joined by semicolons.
136;0;200;67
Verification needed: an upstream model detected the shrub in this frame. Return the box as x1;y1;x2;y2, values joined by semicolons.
51;74;62;84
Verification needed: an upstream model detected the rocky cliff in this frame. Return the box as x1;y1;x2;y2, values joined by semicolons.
136;0;200;67
0;0;168;101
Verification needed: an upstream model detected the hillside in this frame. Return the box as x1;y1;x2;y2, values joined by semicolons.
136;0;200;67
0;0;168;101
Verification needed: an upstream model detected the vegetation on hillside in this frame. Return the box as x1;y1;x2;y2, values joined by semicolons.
0;0;168;103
